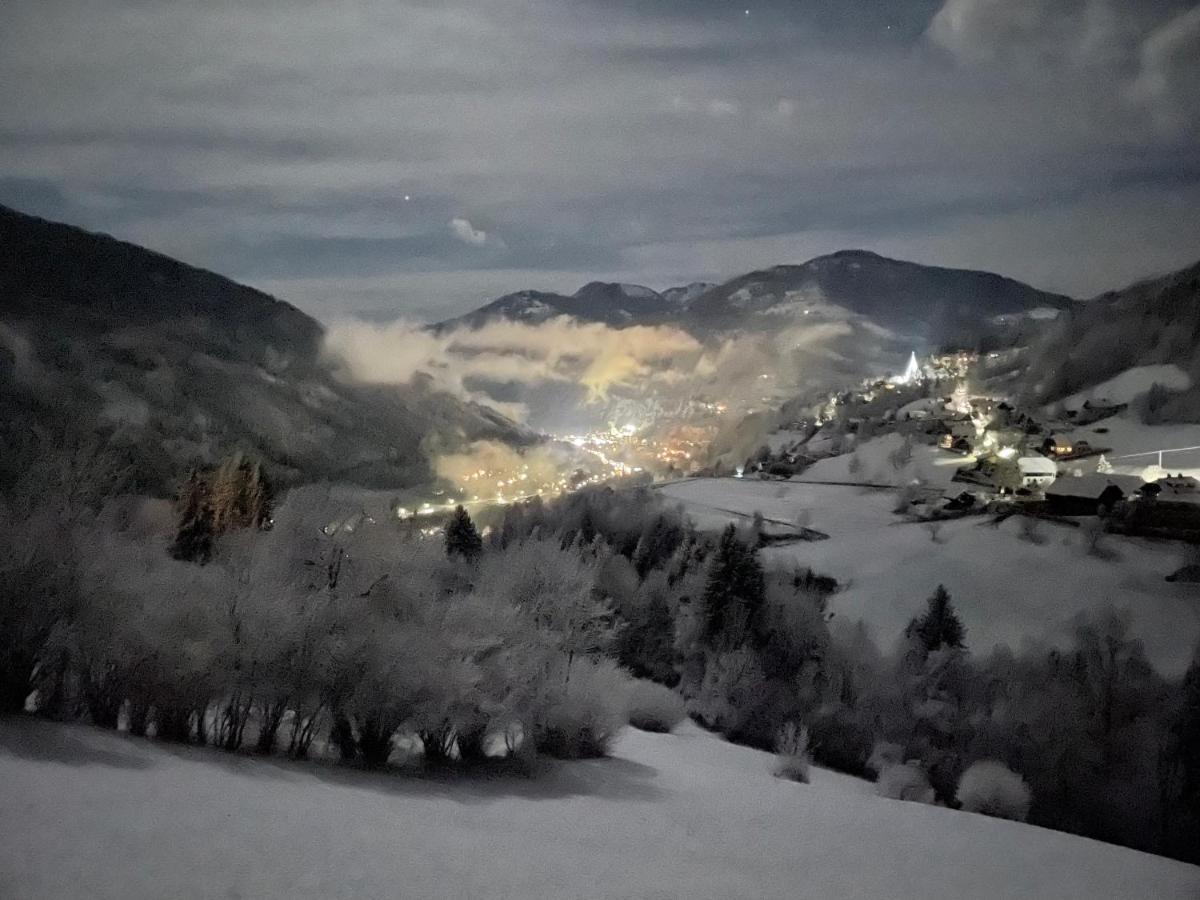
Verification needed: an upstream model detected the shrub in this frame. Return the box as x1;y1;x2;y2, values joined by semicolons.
626;680;686;733
876;762;936;805
773;721;811;783
534;657;630;759
866;740;904;777
956;760;1032;822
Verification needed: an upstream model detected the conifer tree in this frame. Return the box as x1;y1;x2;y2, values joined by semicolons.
444;505;483;560
905;584;966;657
169;470;214;563
701;523;765;646
169;455;273;563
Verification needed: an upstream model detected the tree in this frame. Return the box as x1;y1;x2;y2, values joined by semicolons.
616;570;677;684
701;524;765;647
169;455;273;563
906;585;966;658
1171;653;1200;858
169;470;214;563
443;505;483;560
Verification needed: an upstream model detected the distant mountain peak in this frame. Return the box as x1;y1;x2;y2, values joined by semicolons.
573;281;662;302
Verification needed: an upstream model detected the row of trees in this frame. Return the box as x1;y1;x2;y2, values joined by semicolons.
5;482;636;766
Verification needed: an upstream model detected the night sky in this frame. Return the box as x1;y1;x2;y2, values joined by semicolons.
2;0;1198;321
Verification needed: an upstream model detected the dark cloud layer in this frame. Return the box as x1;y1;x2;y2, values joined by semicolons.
1;0;1197;321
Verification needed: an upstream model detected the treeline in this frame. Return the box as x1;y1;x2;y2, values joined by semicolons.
2;482;645;765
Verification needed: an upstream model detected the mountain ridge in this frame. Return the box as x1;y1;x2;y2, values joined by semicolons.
0;204;522;495
435;249;1075;346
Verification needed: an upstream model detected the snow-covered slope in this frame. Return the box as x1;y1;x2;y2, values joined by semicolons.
1055;364;1192;409
805;431;969;489
658;478;1200;675
1024;257;1200;408
662;281;717;307
2;717;1197;899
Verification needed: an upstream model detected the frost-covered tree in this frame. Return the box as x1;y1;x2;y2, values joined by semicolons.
957;760;1032;821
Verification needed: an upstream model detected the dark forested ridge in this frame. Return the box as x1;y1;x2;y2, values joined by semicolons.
0;205;519;494
1024;259;1200;417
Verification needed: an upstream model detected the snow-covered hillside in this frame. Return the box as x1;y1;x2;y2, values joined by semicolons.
658;477;1200;674
2;717;1197;900
1055;364;1192;409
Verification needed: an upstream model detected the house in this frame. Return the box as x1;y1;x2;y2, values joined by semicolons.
1045;474;1140;515
1042;435;1073;457
1075;398;1128;425
1159;474;1200;496
939;434;973;455
1017;456;1057;490
952;455;1021;493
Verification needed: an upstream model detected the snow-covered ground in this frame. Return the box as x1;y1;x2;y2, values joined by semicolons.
1063;413;1200;480
1057;364;1192;409
805;431;969;489
2;717;1197;900
658;477;1200;675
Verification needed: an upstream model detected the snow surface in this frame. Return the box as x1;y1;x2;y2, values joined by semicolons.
1057;364;1192;409
2;717;1197;900
617;283;659;300
658;477;1200;674
1054;413;1200;480
808;431;971;489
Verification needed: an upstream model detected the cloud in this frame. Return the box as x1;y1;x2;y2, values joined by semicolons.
321;315;705;417
1;0;1198;318
924;0;1146;67
433;439;567;493
1130;4;1200;134
449;217;492;247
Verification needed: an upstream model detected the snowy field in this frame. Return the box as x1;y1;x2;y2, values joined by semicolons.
805;431;971;489
1056;364;1191;409
658;477;1200;674
2;717;1198;900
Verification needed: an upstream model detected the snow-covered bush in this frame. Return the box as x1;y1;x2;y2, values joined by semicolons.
875;762;936;805
773;721;810;783
534;657;631;758
956;760;1032;822
866;740;904;776
626;680;686;733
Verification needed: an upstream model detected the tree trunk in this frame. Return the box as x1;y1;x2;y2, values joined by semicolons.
0;658;36;714
358;715;392;768
330;712;357;762
83;676;122;729
256;698;287;755
156;706;192;743
126;699;150;737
